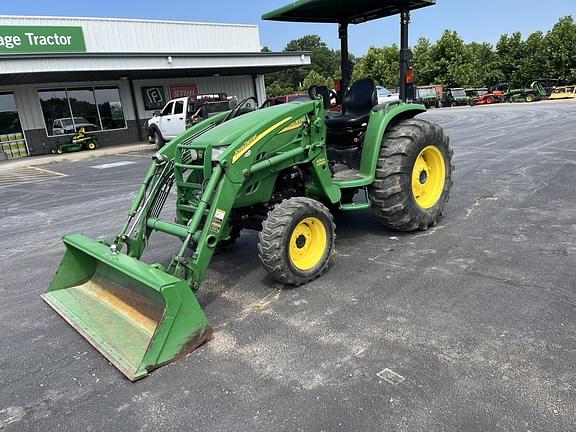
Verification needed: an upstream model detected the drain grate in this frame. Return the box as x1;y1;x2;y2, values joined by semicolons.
0;166;68;188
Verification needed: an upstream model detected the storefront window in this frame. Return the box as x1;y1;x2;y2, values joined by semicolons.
0;94;20;134
39;87;126;136
39;90;70;136
0;93;28;159
95;88;126;130
67;89;101;133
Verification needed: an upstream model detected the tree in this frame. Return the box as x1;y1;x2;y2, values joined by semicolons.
302;70;333;90
427;30;474;87
264;15;576;96
413;37;434;85
496;32;526;86
467;42;503;87
517;32;546;84
543;16;576;83
264;35;339;96
352;45;399;88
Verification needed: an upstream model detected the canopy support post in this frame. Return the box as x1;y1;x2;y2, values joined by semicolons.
399;9;415;102
339;22;352;104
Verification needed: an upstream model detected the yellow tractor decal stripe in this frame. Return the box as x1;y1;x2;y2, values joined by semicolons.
232;117;293;163
279;117;306;134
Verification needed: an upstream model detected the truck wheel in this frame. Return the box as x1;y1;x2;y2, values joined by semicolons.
154;130;166;150
369;119;453;232
258;197;335;286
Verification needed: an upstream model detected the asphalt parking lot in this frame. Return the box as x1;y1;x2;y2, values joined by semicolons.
1;101;575;431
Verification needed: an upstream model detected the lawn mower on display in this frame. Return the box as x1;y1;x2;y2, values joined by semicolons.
50;128;98;154
43;0;453;381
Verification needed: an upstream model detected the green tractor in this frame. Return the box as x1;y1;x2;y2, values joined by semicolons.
507;81;547;103
43;0;453;381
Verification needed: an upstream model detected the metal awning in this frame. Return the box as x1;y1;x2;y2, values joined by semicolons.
0;52;310;86
262;0;435;24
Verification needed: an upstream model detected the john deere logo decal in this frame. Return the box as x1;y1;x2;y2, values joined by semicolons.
232;117;292;163
279;117;306;134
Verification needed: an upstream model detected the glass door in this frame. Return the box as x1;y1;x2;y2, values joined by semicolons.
0;93;28;159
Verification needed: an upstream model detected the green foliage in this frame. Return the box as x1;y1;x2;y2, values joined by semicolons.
352;45;399;88
496;32;526;86
426;30;471;87
412;37;434;85
264;16;575;97
264;35;339;97
542;16;576;83
467;42;503;87
301;70;333;91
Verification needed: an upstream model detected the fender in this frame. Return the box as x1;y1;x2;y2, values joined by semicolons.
338;102;426;188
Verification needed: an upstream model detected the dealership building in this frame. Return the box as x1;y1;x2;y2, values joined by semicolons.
0;16;310;159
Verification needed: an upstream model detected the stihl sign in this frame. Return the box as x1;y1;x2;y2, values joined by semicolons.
170;85;199;99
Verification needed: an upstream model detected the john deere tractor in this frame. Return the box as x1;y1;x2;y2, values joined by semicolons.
43;0;453;380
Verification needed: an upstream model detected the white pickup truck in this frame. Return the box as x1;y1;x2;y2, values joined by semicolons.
146;93;236;149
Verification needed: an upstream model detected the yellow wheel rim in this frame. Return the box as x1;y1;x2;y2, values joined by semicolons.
411;145;446;209
289;217;327;271
88;143;96;150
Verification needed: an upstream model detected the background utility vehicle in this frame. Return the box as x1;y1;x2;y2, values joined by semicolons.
43;0;453;381
440;88;471;107
416;85;440;107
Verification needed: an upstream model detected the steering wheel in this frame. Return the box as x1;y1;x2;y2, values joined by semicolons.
223;96;259;122
308;85;338;109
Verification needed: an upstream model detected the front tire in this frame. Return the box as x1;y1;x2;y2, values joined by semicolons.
258;197;335;286
154;129;166;150
369;119;453;232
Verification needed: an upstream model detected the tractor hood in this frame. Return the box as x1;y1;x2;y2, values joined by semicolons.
192;101;315;148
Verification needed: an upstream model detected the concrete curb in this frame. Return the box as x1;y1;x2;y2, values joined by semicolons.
0;142;155;172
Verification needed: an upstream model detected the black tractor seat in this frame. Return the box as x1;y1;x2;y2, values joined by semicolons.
326;78;378;129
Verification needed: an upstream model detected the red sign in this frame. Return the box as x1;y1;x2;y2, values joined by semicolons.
170;84;199;99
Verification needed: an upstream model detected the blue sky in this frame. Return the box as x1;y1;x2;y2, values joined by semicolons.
1;0;574;55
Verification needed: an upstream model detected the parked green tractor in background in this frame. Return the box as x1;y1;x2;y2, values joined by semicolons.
43;0;453;380
507;80;548;103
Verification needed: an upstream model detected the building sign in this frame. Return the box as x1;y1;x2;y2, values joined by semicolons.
0;26;86;55
142;87;166;111
170;84;199;99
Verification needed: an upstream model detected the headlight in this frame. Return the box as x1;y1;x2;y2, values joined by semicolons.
211;147;228;160
188;149;198;161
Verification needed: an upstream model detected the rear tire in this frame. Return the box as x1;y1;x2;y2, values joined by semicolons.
369;119;453;232
258;197;335;286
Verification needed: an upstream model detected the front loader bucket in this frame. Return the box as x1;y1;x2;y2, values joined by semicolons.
42;234;211;381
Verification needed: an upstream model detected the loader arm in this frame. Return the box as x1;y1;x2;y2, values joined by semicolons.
42;98;330;380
